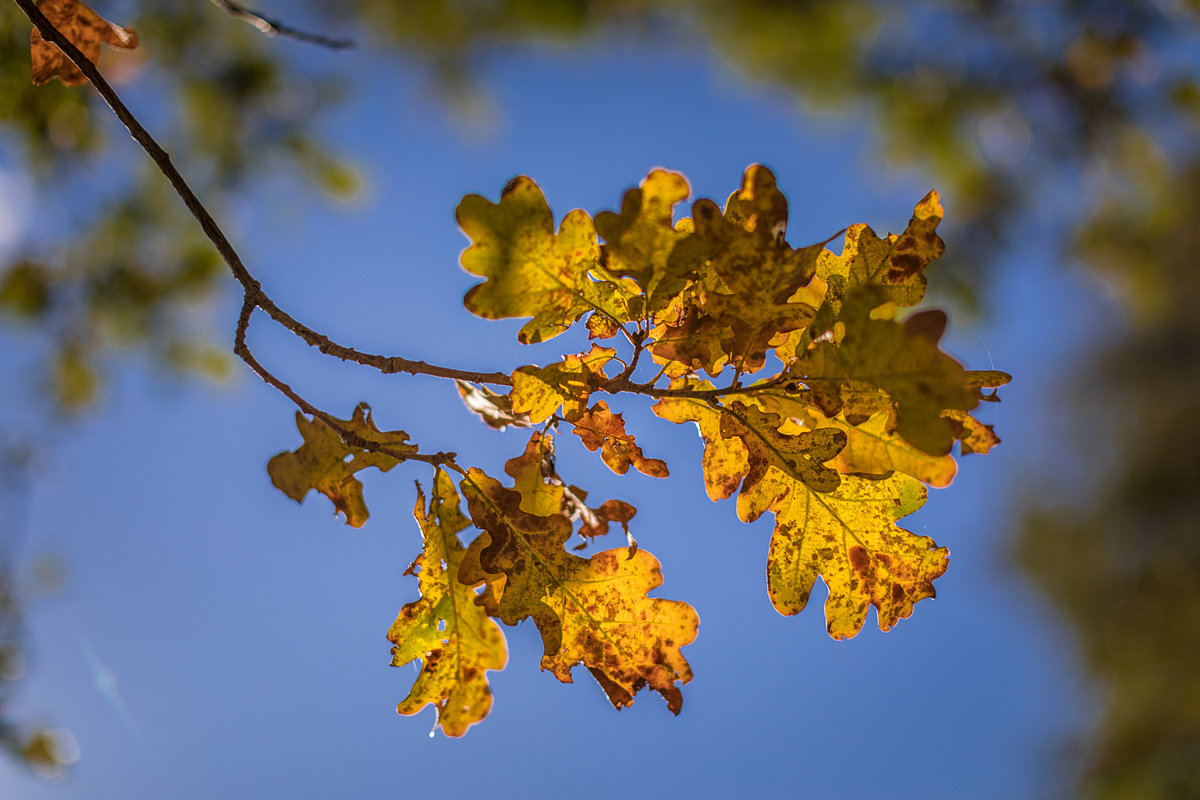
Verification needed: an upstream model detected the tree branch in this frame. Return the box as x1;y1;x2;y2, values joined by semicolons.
235;299;456;467
207;0;355;50
13;0;511;388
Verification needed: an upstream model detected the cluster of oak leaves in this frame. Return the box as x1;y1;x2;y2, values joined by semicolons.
22;0;1007;741
268;166;1009;736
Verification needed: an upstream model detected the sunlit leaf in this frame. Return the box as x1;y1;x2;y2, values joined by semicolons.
267;403;414;527
510;345;615;423
461;469;697;712
720;402;845;518
790;303;978;455
652;387;749;502
594;168;692;318
676;165;824;372
571;401;669;478
816;190;944;312
455;380;531;431
768;472;947;639
389;471;507;737
458;177;634;343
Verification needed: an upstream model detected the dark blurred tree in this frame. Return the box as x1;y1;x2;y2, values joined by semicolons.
1016;162;1200;799
1;0;1198;792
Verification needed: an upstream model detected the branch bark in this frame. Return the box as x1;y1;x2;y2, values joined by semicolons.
208;0;356;50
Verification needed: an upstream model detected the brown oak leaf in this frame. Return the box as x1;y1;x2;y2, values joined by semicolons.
30;0;138;87
571;401;669;478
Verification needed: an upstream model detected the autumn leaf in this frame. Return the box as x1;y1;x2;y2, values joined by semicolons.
510;344;616;423
594;168;692;318
648;305;729;379
267;403;414;527
503;431;637;545
652;385;749;502
458;177;635;343
752;391;958;487
571;401;670;478
461;469;697;713
942;409;1002;455
965;370;1013;401
455;380;531;431
388;471;507;737
719;402;846;522
821;410;958;486
790;303;978;455
30;0;138;87
767;472;948;639
817;190;944;312
675;165;824;372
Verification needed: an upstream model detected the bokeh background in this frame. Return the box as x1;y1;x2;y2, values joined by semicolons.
1;2;1198;797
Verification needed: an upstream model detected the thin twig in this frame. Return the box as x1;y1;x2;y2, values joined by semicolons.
208;0;355;50
14;0;511;387
235;300;456;467
16;0;791;425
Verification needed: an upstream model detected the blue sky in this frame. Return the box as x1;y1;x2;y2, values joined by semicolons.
0;33;1116;799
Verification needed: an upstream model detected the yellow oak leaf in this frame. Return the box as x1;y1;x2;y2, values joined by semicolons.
29;0;138;87
388;471;507;737
267;403;414;527
503;431;637;545
594;168;692;318
458;177;634;343
510;344;615;423
790;305;978;455
571;401;670;478
817;190;944;311
768;471;948;639
504;431;564;517
461;469;697;713
651;387;749;502
752;391;958;488
719;402;847;521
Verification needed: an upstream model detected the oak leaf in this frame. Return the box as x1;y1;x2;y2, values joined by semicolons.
817;191;944;312
790;305;978;455
503;431;637;545
719;402;846;522
964;370;1013;401
388;471;507;737
455;380;531;431
767;472;948;639
510;345;615;423
30;0;138;87
752;391;958;487
267;403;414;527
720;407;844;513
461;469;697;712
651;388;749;502
571;401;669;478
594;169;693;318
458;177;635;343
648;305;728;378
677;165;824;372
941;409;1002;455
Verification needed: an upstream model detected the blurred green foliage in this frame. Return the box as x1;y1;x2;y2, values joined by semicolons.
1;0;1198;792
